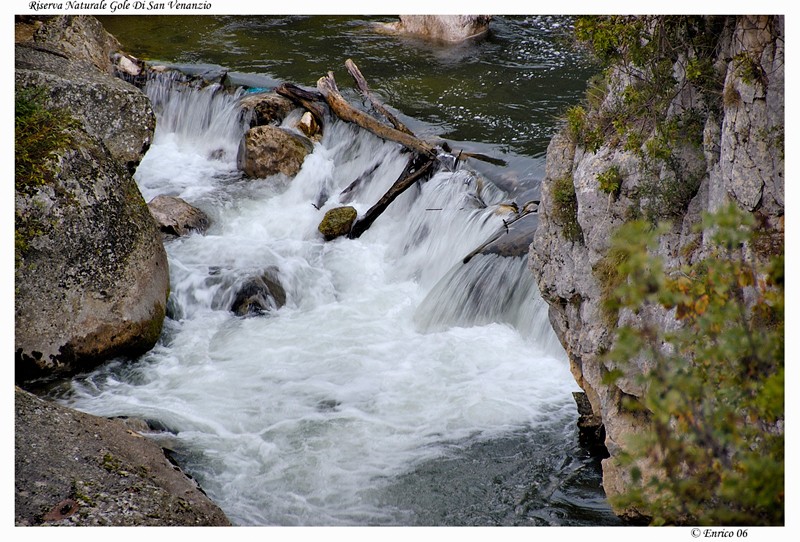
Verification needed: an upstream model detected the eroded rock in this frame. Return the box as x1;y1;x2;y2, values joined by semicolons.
237;124;310;178
148;195;210;238
15;388;230;526
230;271;287;317
376;15;492;43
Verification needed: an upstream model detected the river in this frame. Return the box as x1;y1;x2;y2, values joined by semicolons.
51;15;622;526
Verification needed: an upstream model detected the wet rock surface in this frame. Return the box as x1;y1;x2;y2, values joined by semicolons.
15;387;230;526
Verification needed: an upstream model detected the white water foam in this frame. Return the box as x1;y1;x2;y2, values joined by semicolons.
61;74;577;525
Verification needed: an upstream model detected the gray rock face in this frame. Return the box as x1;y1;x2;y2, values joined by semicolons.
237;124;310;179
29;15;123;74
15;388;230;526
148;195;210;238
529;16;784;519
15;17;168;380
16;44;155;175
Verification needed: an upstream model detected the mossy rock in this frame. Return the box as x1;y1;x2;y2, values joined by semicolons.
318;206;357;241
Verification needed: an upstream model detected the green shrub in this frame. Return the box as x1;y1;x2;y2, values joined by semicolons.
597;165;622;196
550;175;583;243
603;204;784;525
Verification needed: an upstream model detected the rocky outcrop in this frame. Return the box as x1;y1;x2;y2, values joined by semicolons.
15;388;230;526
15;16;168;380
237;124;311;179
148;195;211;238
17;17;155;174
376;15;492;43
318;206;358;240
529;16;783;519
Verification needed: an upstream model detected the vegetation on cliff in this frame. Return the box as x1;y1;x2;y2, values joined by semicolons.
603;204;783;525
563;16;784;525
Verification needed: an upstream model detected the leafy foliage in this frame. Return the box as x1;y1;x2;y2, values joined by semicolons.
550;175;583;243
567;16;731;222
603;204;784;525
597;165;622;196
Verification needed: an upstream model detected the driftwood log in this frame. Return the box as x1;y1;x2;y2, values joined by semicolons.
349;153;436;238
345;58;415;136
275;82;327;129
317;71;438;159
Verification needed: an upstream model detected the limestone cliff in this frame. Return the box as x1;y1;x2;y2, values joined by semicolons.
529;16;783;519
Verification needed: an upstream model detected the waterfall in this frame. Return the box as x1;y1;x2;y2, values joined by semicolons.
59;71;578;526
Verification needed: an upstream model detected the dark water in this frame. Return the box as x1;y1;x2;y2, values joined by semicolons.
89;15;621;526
99;15;596;161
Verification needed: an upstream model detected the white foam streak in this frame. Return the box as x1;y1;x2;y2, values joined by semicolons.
63;75;577;525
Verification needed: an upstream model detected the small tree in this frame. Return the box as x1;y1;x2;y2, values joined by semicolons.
604;204;784;525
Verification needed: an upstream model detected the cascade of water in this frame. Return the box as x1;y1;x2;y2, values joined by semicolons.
61;73;579;525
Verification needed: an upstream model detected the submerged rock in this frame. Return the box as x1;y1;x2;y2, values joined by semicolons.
148;195;210;238
230;271;287;317
376;15;492;43
237;124;310;178
15;388;230;526
318;206;358;240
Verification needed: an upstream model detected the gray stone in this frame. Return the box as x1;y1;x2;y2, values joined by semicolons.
529;15;783;520
16;44;156;174
237;124;310;179
148;195;210;238
377;15;492;43
15;388;230;526
15;16;168;380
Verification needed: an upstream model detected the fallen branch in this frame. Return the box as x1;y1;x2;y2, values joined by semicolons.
461;206;539;263
275;82;327;128
317;72;438;159
345;58;416;137
349;154;436;238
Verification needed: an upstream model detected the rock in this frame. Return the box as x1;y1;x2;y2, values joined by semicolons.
237;125;310;178
318;206;358;240
296;110;321;141
16;43;156;174
230;271;287;317
376;15;492;43
15;17;168;381
239;91;295;127
148;195;210;238
29;15;124;74
15;388;230;526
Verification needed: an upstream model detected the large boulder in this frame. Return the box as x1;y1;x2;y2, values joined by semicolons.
15;43;155;175
15;387;230;526
15;17;168;381
376;15;492;43
148;195;211;238
237;124;311;178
